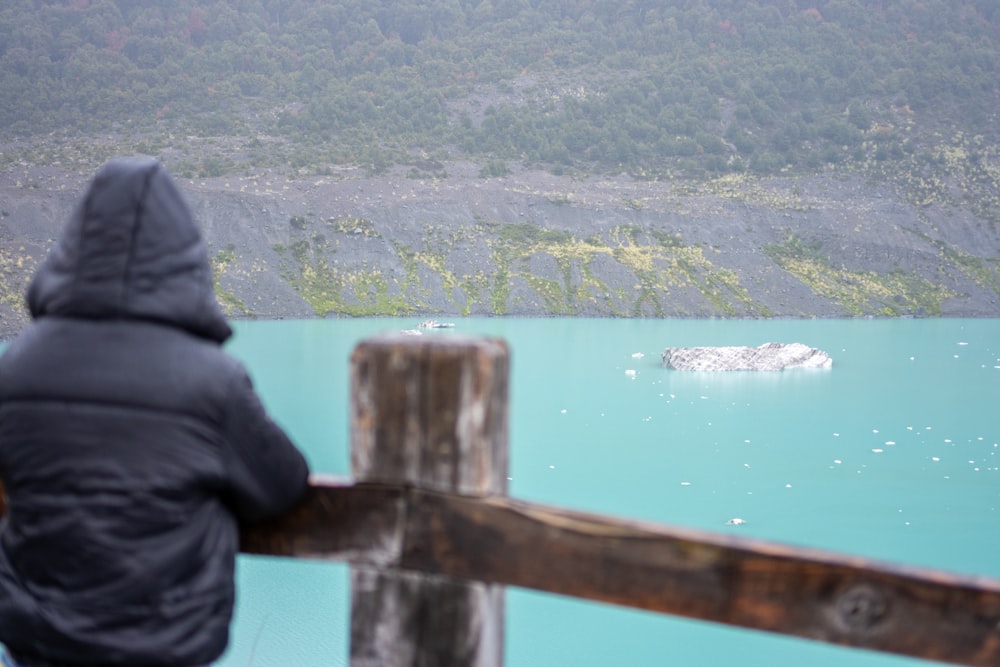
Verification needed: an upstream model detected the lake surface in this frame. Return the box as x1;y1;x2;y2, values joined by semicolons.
210;317;998;666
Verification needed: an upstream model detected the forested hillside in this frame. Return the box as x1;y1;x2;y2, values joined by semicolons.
2;1;1000;333
2;0;998;182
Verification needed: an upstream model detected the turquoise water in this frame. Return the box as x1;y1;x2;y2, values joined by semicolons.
18;317;997;667
217;317;1000;666
208;317;1000;666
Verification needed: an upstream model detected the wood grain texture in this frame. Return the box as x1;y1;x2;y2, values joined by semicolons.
240;479;404;566
349;333;509;496
241;480;1000;667
347;335;509;667
398;491;1000;666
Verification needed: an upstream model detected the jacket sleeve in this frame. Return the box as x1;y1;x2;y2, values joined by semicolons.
221;368;310;523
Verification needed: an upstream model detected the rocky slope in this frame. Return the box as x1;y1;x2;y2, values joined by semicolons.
2;160;999;339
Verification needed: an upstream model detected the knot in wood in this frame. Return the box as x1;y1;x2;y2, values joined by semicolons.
836;584;888;632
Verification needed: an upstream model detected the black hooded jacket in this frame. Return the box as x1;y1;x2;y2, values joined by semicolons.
0;159;310;666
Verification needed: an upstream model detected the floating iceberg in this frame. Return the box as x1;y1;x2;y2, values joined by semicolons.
661;342;832;371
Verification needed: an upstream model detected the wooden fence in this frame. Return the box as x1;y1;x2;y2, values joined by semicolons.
5;334;1000;666
241;334;1000;667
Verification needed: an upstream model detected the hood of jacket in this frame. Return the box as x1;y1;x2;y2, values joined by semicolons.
26;158;231;343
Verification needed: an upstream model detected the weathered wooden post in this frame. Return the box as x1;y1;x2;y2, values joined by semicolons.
349;333;509;667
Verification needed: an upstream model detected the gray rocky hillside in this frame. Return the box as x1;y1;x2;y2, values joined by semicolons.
2;159;998;340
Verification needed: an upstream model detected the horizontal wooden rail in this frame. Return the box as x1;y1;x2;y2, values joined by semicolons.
242;477;1000;667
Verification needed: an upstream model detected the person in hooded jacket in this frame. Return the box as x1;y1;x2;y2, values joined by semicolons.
0;158;311;667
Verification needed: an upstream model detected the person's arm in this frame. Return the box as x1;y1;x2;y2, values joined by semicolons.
222;369;310;523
